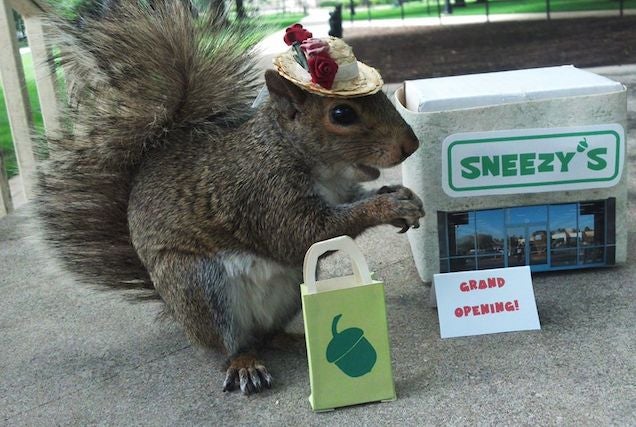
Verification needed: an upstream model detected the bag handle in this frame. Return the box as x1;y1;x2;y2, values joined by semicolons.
303;236;373;294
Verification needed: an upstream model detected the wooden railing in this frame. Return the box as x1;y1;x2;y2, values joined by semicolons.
0;0;60;217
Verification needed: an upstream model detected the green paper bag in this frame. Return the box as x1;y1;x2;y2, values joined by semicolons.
301;236;396;411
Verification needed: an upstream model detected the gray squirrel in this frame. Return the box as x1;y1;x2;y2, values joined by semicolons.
36;0;424;394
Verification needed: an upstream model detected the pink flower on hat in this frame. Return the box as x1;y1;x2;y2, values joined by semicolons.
283;24;312;46
301;38;329;56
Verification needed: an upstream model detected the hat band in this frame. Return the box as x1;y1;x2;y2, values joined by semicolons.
335;61;359;82
292;61;360;84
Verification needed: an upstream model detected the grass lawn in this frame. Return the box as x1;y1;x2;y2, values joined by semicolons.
257;12;306;28
0;51;42;179
343;0;636;21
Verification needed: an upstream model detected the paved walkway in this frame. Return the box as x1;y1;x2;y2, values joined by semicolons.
1;64;634;424
256;7;636;75
3;7;636;424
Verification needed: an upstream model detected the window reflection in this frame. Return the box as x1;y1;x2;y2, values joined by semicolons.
450;257;476;272
528;225;547;265
579;201;605;246
476;210;504;255
477;256;504;270
551;249;577;267
580;247;604;264
507;227;526;267
549;204;577;249
441;201;611;273
507;205;547;224
447;212;475;256
476;209;505;270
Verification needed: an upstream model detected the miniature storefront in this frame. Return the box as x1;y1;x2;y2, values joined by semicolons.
395;66;627;282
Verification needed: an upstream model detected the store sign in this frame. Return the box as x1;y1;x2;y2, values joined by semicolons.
442;124;625;197
433;266;540;338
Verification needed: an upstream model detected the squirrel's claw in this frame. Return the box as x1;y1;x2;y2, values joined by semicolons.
388;193;424;234
379;185;424;233
255;364;273;389
222;367;238;392
399;218;420;233
223;354;272;395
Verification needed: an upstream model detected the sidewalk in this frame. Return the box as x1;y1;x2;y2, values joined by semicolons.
256;7;636;76
1;64;634;424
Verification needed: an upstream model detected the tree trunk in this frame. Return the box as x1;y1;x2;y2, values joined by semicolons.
236;0;246;19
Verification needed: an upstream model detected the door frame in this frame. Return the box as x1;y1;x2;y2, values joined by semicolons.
505;222;550;271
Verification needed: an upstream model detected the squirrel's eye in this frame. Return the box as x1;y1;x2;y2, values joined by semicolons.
330;105;358;126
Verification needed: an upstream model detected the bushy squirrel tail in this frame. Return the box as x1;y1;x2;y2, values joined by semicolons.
36;1;261;297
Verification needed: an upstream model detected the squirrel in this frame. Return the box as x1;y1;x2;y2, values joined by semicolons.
36;0;424;395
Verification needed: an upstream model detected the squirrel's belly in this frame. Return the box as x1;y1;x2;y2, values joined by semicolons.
219;252;302;340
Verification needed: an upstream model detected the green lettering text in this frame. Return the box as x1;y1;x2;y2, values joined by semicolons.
555;151;575;172
538;153;554;172
481;156;500;177
587;147;607;171
519;153;535;175
501;154;518;177
461;156;481;179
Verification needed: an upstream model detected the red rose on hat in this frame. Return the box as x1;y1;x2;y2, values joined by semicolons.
308;53;339;90
283;24;312;46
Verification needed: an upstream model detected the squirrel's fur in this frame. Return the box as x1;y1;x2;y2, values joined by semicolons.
35;0;423;394
37;1;258;297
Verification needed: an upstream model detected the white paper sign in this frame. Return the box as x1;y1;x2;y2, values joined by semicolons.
433;266;540;338
442;124;625;197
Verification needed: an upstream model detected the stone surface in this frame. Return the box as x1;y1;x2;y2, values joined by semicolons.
1;67;635;425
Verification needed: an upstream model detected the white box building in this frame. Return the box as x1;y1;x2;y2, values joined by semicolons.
395;66;627;282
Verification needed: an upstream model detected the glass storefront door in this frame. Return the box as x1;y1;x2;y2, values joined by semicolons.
528;225;548;266
549;204;578;268
505;205;548;270
506;226;526;267
506;225;548;269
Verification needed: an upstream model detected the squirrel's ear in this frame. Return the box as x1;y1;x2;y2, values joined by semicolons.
265;70;307;118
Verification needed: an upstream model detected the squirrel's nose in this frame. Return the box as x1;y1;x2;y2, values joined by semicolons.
400;129;419;160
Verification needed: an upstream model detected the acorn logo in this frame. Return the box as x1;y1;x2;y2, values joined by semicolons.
326;314;377;378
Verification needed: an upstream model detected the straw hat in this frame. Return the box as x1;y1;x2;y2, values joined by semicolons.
273;32;384;98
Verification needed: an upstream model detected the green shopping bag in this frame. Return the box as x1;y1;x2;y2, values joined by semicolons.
300;236;396;411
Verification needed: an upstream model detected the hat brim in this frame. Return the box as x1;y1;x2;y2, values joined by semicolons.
273;51;384;98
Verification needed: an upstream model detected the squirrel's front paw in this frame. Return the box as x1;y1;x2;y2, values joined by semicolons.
376;185;411;195
223;353;272;395
377;185;425;233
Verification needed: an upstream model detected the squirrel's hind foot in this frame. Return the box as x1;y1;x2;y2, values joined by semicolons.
223;354;273;395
